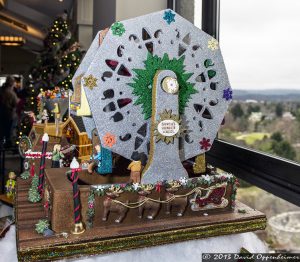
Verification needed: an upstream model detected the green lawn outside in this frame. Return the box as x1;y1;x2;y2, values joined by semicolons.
235;132;270;145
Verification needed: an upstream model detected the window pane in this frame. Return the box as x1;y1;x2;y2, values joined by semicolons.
219;0;300;164
217;0;300;252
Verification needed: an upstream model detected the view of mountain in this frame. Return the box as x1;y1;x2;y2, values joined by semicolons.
233;89;300;101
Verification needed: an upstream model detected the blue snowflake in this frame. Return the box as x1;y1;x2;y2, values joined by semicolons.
223;88;233;101
163;10;175;25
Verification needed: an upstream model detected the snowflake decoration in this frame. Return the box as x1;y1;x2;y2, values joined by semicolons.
83;74;98;90
163;10;175;24
207;38;219;51
132;183;140;191
199;138;212;151
111;22;125;37
179;177;188;186
223;88;233;101
103;132;117;148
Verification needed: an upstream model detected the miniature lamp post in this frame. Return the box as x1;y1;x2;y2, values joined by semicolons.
38;133;49;195
70;157;85;234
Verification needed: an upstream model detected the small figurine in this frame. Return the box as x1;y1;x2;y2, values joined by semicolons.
88;144;101;174
52;103;61;136
127;153;142;183
37;109;49;124
5;171;17;199
30;161;36;177
51;144;65;168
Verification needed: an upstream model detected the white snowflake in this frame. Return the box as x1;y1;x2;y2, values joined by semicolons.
132;183;140;191
179;177;188;185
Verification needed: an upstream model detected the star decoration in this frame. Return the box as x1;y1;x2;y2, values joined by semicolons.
223;88;233;101
199;138;212;151
111;22;125;37
83;74;98;90
103;132;117;148
207;38;219;51
163;10;176;25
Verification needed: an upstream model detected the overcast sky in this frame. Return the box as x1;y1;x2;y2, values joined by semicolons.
201;0;300;90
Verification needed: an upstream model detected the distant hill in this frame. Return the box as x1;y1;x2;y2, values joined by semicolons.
234;89;300;101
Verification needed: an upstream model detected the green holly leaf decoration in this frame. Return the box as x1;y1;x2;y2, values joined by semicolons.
128;53;197;120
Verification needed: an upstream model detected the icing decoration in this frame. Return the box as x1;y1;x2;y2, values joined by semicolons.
111;22;125;36
83;74;98;90
154;110;183;144
103;132;117;148
199;137;212;151
163;10;176;24
207;38;219;51
129;53;196;120
223;88;233;101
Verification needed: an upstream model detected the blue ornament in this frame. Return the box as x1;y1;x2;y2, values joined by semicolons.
163;10;175;25
223;88;233;101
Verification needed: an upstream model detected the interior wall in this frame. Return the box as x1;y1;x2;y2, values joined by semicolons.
116;0;167;20
0;46;36;75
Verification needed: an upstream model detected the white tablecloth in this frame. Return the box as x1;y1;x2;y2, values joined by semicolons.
0;204;267;262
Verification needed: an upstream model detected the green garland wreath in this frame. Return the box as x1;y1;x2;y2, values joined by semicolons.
128;53;197;120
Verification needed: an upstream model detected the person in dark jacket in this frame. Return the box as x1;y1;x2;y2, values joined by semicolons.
0;76;19;146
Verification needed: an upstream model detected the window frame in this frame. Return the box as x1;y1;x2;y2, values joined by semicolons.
168;0;300;206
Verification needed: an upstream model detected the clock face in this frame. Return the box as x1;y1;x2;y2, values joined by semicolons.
162;77;179;94
83;10;232;162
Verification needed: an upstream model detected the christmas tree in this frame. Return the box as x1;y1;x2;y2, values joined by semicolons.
18;12;83;142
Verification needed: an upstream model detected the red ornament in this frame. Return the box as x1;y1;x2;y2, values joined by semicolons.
199;138;211;151
155;182;162;193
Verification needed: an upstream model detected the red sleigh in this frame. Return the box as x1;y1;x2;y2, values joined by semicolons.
190;186;229;211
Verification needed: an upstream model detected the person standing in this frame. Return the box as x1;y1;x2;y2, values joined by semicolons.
0;76;19;147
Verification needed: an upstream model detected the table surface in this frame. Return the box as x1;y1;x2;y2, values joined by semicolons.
1;203;268;262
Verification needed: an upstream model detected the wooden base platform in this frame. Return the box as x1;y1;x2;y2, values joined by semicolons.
16;179;266;261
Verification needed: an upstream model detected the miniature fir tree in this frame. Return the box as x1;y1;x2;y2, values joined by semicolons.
28;187;41;203
20;170;30;180
18;11;83;141
28;174;41;203
35;219;50;234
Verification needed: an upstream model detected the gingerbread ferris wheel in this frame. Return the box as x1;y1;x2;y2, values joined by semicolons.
82;9;232;184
